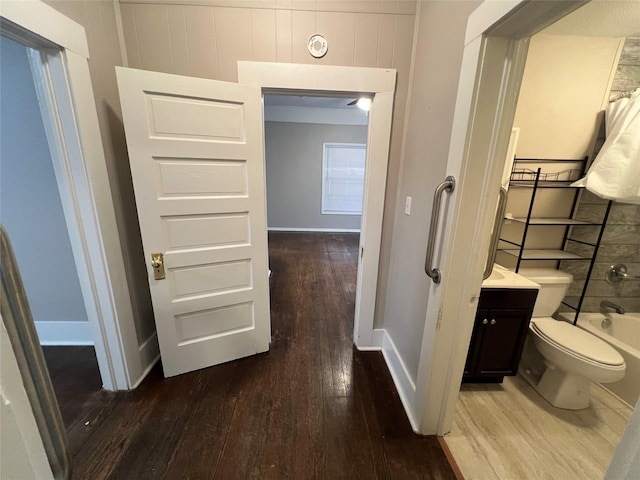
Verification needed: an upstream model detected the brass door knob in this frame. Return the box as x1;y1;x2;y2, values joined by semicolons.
151;252;165;280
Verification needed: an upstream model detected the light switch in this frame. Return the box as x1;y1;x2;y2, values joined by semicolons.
405;196;412;215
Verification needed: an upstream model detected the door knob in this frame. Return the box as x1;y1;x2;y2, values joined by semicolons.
151;252;165;280
482;318;489;325
490;319;496;325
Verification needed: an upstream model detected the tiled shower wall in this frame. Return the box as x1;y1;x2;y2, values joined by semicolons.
563;37;640;314
610;37;640;99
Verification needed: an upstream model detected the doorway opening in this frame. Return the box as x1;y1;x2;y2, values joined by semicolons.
115;61;394;379
264;93;368;234
444;2;638;477
2;2;149;394
239;61;396;349
0;34;104;426
262;92;369;343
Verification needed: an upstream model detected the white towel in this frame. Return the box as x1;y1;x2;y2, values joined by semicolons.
572;89;640;204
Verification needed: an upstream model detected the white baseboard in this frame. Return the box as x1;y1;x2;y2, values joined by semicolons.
35;321;93;346
355;345;382;351
353;329;384;351
268;227;361;233
131;332;160;389
379;329;419;432
139;332;159;369
355;328;385;351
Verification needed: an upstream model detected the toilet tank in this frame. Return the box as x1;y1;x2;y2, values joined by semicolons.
516;268;573;317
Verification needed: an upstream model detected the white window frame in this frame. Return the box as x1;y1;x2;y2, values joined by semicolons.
321;142;366;216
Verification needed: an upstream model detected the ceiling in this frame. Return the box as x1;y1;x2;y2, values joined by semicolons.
264;94;358;110
542;1;640;37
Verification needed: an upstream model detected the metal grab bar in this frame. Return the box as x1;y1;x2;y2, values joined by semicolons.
483;187;508;280
606;264;640;284
0;226;71;479
425;176;456;283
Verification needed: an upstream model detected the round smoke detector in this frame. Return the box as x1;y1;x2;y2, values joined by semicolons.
308;34;328;58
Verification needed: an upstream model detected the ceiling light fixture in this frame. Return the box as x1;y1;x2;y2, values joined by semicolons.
356;97;371;111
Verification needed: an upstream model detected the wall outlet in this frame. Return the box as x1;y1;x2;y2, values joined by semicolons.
405;196;412;215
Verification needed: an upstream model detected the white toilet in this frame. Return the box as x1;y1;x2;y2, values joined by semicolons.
517;268;626;410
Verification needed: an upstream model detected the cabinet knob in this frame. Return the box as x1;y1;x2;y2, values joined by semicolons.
482;318;489;325
490;319;497;325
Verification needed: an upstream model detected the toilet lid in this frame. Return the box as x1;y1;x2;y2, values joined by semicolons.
531;319;624;366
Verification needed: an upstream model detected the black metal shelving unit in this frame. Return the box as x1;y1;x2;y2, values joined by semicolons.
497;158;613;324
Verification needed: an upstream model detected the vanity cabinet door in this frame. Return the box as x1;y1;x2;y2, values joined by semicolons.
463;288;537;382
474;309;531;376
464;309;489;376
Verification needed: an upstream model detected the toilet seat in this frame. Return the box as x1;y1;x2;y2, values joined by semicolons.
531;318;624;367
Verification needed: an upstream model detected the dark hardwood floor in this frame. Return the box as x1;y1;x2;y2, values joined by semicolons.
42;345;102;430
44;232;456;479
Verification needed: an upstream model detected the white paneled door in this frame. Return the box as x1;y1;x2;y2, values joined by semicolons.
116;67;270;377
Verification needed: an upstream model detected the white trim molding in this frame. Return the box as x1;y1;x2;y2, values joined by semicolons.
35;321;93;346
267;227;360;233
366;329;419;431
2;0;150;391
133;332;160;389
0;320;55;479
416;0;587;436
239;61;396;351
381;331;418;431
0;1;88;57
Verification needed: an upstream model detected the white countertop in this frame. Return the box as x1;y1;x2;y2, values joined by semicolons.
482;264;540;290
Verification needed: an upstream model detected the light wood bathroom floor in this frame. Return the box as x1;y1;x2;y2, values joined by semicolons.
445;375;633;479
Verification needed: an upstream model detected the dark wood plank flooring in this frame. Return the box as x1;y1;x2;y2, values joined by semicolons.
44;232;456;479
42;345;102;430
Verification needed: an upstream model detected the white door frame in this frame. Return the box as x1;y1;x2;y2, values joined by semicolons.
414;0;586;434
238;61;396;348
1;1;143;390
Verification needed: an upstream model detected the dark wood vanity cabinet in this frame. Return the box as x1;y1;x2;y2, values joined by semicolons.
463;288;538;383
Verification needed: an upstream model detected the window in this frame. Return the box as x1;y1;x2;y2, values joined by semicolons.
321;143;366;215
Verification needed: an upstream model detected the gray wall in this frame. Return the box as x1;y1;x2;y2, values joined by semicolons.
45;0;156;346
264;121;366;230
117;0;417;334
564;37;640;314
381;1;480;382
0;36;88;324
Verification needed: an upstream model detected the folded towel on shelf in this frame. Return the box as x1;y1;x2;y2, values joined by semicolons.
572;89;640;204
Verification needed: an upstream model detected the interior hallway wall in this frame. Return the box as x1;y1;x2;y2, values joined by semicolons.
382;1;480;383
264;121;366;231
43;0;155;346
117;0;416;328
0;36;89;343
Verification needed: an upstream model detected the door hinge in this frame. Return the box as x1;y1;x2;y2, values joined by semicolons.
436;307;443;331
360;247;364;259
